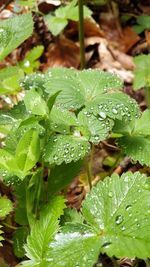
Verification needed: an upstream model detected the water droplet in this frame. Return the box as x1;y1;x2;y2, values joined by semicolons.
112;108;118;114
102;241;112;248
99;111;106;119
115;215;124;225
125;205;132;211
108;191;113;198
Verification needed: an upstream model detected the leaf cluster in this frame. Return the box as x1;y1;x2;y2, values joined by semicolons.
22;172;150;266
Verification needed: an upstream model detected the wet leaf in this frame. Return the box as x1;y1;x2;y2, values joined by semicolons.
43;134;90;165
0;13;33;61
0;197;13;218
15;129;40;173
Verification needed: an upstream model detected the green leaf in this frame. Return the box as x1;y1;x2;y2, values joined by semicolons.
118;136;150;166
0;149;23;179
24;89;48;116
44;68;123;110
44;0;92;36
19;46;44;74
44;15;68;36
114;110;150;166
0;13;33;61
47;226;101;267
0;66;24;95
0;197;13;218
61;208;84;225
15;129;40;173
49;106;78;134
82;171;150;258
43;134;90;165
13;227;28;258
137;15;150;29
23;196;65;266
78;109;114;143
47;91;61;113
132;25;145;34
85;92;140;122
133;54;150;90
25;46;44;62
48;160;82;194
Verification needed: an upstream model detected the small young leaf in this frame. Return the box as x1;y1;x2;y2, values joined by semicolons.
47;91;61;113
44;0;92;36
43;134;90;165
44;16;68;36
23;196;65;266
24;89;48;116
15;129;40;173
0;13;33;61
0;197;13;218
0;66;24;95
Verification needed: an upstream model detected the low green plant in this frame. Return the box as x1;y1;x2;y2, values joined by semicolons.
1;67;149;263
22;172;150;266
44;0;92;36
133;54;150;108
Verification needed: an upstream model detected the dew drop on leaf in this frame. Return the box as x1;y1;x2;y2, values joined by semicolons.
112;108;118;114
125;204;132;211
115;215;124;225
99;111;106;119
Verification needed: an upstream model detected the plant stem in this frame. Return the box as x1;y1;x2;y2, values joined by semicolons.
86;159;92;190
145;86;150;109
78;0;85;69
85;145;94;190
2;222;17;230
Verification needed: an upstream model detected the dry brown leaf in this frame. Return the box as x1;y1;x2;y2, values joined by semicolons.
41;36;80;70
66;18;105;39
122;27;140;53
93;39;134;83
109;47;135;70
145;30;150;45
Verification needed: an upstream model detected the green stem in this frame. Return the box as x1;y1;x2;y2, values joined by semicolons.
78;0;85;69
86;159;92;190
85;145;94;190
145;86;150;109
145;259;150;267
2;222;17;230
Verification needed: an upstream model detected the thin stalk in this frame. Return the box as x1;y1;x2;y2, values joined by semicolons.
78;0;85;69
2;222;17;230
145;86;150;109
85;145;94;190
86;159;92;190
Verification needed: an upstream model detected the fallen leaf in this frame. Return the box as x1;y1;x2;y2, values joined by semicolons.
41;36;80;70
